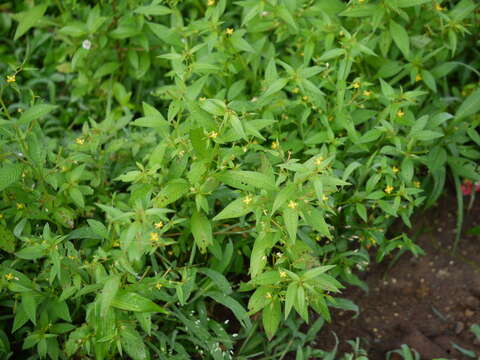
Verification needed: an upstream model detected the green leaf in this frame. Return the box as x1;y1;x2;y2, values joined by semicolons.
206;291;251;328
18;104;57;125
285;282;298;319
198;268;232;294
393;0;430;7
21;292;37;325
413;130;443;141
230;33;255;53
302;206;330;238
155;179;189;207
456;88;480;121
248;286;270;313
87;219;108;239
69;187;85;208
112;291;169;314
134;4;172;16
15;245;45;260
272;184;296;214
13;4;47;40
356;203;367;222
0;163;22;192
100;276;121;317
213;198;252;221
283;207;298;243
263;299;281;339
219;171;276;191
0;225;16;253
389;20;410;58
191;210;213;253
262;78;288;98
120;326;149;360
303;266;336;280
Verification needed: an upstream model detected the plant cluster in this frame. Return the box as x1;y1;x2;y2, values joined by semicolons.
0;0;479;359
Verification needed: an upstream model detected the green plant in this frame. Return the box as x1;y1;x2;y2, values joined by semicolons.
0;0;479;359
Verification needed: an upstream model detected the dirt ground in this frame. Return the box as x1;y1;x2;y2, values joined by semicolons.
314;194;480;359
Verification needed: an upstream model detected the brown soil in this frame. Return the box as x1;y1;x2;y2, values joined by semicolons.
315;194;480;359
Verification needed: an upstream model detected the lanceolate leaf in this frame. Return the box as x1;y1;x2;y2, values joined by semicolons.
112;291;168;314
191;210;213;253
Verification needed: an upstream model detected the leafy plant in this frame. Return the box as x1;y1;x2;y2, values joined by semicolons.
0;0;479;359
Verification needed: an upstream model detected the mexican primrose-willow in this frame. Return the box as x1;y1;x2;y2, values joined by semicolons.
0;0;479;359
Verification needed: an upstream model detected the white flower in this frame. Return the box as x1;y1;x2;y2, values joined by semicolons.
82;39;91;50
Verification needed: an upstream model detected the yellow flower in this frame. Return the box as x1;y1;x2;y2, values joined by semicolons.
16;203;24;210
113;240;120;247
352;81;361;89
225;28;234;35
435;3;444;11
265;292;273;299
315;156;324;166
154;221;164;229
208;131;218;139
363;90;372;97
199;96;206;101
414;181;421;188
287;200;297;209
279;271;287;278
6;75;16;83
4;273;14;281
358;0;365;3
396;110;405;118
302;95;309;102
271;141;279;150
415;74;422;82
0;214;3;219
384;185;394;194
155;282;163;289
292;87;300;94
75;137;84;145
207;0;215;6
392;166;399;173
242;195;252;205
150;232;159;242
322;194;328;201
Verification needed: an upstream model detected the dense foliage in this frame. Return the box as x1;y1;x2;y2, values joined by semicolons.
0;0;479;359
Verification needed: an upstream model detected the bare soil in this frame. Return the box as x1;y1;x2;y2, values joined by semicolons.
315;194;480;359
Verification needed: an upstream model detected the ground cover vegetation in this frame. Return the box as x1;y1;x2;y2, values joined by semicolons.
0;0;479;359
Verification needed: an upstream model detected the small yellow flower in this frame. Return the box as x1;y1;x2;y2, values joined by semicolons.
75;137;84;145
363;90;372;97
16;203;24;210
199;96;206;101
415;74;422;82
279;271;287;278
358;0;365;3
287;200;297;209
302;95;309;101
150;232;159;242
435;3;444;11
292;87;300;94
384;185;394;194
315;156;324;166
112;241;120;247
392;166;399;173
0;214;3;219
265;292;273;299
207;0;215;6
6;75;16;83
242;195;253;205
68;255;76;260
396;110;405;118
271;141;279;150
208;131;218;139
154;221;164;229
155;282;163;289
414;181;421;188
4;273;14;281
322;194;329;201
225;28;234;35
17;108;23;113
352;81;361;89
